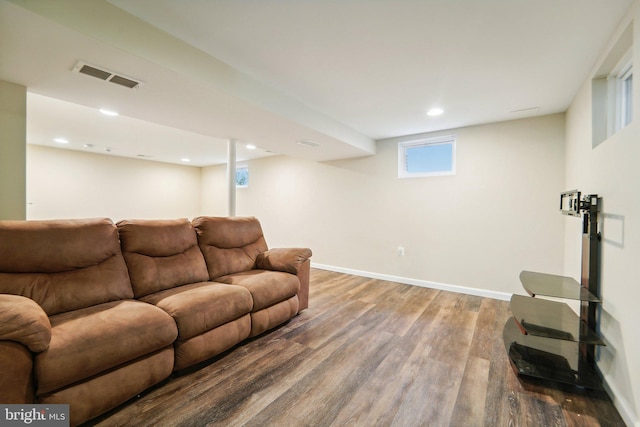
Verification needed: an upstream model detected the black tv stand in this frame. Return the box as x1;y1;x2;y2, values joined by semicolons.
503;191;604;389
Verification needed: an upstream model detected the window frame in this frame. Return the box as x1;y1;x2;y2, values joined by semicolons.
397;135;456;179
619;61;633;129
607;48;633;134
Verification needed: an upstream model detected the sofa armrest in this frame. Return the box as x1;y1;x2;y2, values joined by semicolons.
0;341;35;403
255;248;312;275
255;248;312;312
0;294;51;352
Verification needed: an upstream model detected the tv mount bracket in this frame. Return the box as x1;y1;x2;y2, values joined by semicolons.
560;190;601;236
560;190;602;364
560;190;596;216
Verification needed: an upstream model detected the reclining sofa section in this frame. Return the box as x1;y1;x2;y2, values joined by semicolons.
0;216;311;426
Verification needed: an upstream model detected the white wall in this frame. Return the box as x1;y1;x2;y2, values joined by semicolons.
202;114;567;297
27;145;202;221
564;4;640;425
200;162;228;217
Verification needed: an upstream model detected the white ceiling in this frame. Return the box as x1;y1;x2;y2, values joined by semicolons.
0;0;634;166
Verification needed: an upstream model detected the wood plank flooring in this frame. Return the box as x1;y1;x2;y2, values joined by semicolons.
88;269;626;427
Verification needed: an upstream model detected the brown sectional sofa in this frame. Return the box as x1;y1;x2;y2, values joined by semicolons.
0;216;311;426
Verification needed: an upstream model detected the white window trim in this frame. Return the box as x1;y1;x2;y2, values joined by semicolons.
607;48;633;134
619;62;633;129
398;135;456;179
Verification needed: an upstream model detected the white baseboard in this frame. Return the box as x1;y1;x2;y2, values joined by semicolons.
599;369;640;427
311;263;639;427
311;263;511;301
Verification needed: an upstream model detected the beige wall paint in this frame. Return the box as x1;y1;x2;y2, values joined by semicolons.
27;145;201;221
200;162;228;217
564;4;640;424
201;114;567;296
0;80;26;220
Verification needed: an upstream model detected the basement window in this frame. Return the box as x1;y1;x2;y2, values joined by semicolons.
398;135;456;178
236;165;248;188
592;22;633;147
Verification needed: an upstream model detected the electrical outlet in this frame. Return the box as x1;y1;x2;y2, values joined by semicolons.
397;246;405;256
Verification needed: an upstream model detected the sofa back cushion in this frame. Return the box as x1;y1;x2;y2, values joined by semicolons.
192;216;268;279
117;218;210;298
0;218;134;316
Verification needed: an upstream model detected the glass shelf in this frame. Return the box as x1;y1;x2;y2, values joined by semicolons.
503;318;602;389
510;295;605;345
519;271;600;302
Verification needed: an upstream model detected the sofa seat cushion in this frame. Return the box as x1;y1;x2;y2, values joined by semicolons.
140;282;253;341
216;270;300;312
36;300;177;395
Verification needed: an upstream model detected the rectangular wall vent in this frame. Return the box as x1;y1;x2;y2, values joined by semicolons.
297;140;320;148
72;61;143;90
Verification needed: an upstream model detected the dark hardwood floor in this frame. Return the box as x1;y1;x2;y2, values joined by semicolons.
89;269;625;426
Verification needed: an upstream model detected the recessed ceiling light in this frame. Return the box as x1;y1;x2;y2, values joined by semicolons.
53;138;69;144
99;108;119;117
427;108;444;117
246;144;257;150
181;158;191;162
83;144;94;149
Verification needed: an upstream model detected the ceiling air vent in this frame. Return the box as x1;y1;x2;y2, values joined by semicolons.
72;61;143;90
297;140;320;148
